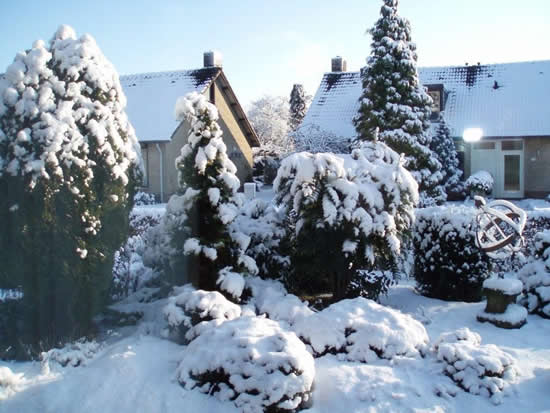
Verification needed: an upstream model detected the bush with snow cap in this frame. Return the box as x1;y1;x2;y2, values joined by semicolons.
40;338;101;369
413;206;491;302
0;25;142;357
176;316;315;413
274;141;417;301
163;285;241;343
0;366;25;400
434;327;517;405
353;0;445;207
293;297;429;361
466;170;494;196
518;230;550;318
161;91;256;290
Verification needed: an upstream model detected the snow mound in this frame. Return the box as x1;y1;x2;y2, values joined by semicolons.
245;277;314;326
294;297;429;361
434;328;517;405
0;366;25;400
483;278;523;295
163;286;241;343
41;338;101;368
216;267;246;301
176;316;315;413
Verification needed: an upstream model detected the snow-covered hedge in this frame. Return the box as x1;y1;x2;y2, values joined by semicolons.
434;328;517;405
41;338;101;369
163;285;241;343
518;230;550;318
293;297;429;361
176;316;315;413
133;191;156;206
466;171;494;196
292;123;351;154
413;206;491;302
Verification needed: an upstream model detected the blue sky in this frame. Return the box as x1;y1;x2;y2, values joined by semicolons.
1;0;549;106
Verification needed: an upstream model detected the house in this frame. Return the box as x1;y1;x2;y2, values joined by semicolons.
121;52;260;201
302;57;550;198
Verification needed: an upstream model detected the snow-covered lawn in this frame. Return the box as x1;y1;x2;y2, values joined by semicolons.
1;281;549;413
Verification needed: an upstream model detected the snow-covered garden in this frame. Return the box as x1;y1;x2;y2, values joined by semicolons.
2;0;550;412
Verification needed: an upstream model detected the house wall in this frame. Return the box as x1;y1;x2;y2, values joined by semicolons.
525;137;550;198
212;80;254;184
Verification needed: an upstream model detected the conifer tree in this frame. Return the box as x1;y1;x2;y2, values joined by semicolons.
169;92;256;291
0;25;142;357
430;114;463;198
289;84;307;132
354;0;445;206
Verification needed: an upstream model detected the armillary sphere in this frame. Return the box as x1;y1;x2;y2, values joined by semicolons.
474;196;527;259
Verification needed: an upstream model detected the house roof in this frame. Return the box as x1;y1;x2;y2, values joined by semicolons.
120;67;221;143
302;60;550;139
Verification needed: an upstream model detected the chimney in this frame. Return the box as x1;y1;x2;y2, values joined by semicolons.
331;56;347;72
204;50;222;68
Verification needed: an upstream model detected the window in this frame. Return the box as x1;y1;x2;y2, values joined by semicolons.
427;90;441;113
141;144;149;187
501;141;523;151
473;142;495;150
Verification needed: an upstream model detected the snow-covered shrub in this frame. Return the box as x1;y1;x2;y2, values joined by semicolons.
133;191;156;206
518;230;550;318
231;199;291;280
40;338;101;369
162;92;256;289
274;141;418;301
466;171;494;196
434;328;517;405
413;206;491;302
293;297;429;361
163;285;241;343
0;25;142;357
0;366;24;400
176;316;315;413
292;123;351;154
353;0;445;207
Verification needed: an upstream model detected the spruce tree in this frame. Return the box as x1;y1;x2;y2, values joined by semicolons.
289;84;307;132
169;92;256;291
0;25;141;357
430;114;463;198
354;0;445;206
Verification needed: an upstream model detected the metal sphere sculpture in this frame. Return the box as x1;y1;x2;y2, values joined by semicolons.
474;196;527;259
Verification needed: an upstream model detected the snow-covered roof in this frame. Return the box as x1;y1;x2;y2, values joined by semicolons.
120;68;221;142
302;60;550;139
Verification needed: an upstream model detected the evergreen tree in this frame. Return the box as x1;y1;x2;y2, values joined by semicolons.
354;0;445;206
169;92;256;291
0;25;142;357
430;114;463;198
289;84;307;132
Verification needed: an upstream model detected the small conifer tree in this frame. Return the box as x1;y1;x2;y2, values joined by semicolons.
289;84;307;132
0;25;141;357
354;0;445;206
430;114;463;198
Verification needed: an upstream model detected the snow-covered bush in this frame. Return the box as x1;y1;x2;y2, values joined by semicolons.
231;199;291;280
274;141;418;301
0;25;142;357
466;170;494;196
414;206;491;302
293;297;429;361
518;230;550;318
292;123;351;154
163;285;241;343
133;191;156;206
353;0;445;207
434;328;517;405
0;366;24;400
40;338;101;369
161;92;256;290
176;316;315;413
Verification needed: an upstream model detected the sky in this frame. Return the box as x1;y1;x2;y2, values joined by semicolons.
1;0;549;107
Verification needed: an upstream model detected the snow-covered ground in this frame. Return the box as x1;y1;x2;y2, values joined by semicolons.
1;282;550;412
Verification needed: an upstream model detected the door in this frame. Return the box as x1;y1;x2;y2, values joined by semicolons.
500;140;524;198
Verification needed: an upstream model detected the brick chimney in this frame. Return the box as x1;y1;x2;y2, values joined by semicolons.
204;50;223;68
331;56;347;72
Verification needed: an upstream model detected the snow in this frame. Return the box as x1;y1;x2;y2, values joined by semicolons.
483;278;523;295
478;304;528;326
216;268;246;300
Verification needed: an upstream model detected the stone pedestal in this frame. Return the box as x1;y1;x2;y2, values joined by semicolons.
477;278;527;329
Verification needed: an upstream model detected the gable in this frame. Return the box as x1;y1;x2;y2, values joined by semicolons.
120;67;221;142
302;60;550;140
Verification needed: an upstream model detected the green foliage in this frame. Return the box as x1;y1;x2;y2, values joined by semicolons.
0;26;141;358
